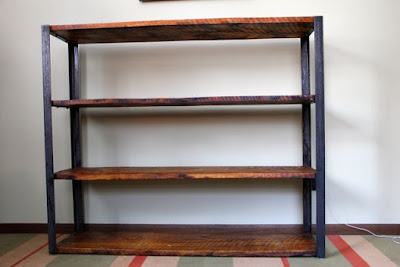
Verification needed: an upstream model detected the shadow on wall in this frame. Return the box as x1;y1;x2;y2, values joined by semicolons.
81;107;303;167
76;39;307;223
84;178;304;224
324;42;391;223
79;39;301;98
78;39;304;167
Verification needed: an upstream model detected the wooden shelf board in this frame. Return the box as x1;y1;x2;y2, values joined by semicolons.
49;17;314;44
52;95;315;108
54;166;316;181
57;225;316;256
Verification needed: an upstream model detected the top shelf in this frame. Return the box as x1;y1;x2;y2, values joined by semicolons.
49;17;315;44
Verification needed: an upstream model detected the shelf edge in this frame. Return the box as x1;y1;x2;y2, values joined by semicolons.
52;95;316;108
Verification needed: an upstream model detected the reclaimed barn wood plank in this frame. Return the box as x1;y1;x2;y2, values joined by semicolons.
57;225;316;256
54;166;316;180
50;17;314;44
52;95;315;108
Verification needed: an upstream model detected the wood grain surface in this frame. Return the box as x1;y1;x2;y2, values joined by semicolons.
52;95;315;108
56;225;316;256
54;166;316;180
49;17;314;44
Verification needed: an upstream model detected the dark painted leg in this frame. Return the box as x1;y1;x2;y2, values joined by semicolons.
72;181;84;231
42;25;57;254
314;16;326;258
68;43;85;232
301;36;312;234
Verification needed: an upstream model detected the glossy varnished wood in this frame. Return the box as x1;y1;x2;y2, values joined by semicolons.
54;166;316;180
50;17;314;44
56;225;316;256
52;95;315;108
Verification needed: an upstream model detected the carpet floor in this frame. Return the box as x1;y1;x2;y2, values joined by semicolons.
0;234;399;266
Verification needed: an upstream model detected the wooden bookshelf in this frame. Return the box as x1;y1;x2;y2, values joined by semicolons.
42;16;325;257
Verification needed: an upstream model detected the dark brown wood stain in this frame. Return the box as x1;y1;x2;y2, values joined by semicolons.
54;166;316;180
50;17;315;44
52;95;315;108
56;225;316;256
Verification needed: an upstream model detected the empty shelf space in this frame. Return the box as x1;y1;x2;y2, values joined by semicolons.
50;17;315;44
52;95;315;108
54;166;316;180
57;225;316;256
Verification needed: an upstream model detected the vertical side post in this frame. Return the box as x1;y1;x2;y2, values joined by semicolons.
314;16;326;258
42;25;57;254
69;43;85;232
301;36;312;234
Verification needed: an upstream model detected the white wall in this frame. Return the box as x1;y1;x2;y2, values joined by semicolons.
1;0;399;225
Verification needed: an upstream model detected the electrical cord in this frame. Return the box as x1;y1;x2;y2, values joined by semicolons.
343;224;400;245
326;193;400;245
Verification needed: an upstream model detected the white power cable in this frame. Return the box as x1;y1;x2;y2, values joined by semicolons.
343;223;400;245
326;193;400;245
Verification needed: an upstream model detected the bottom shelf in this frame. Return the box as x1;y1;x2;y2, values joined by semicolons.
57;225;316;257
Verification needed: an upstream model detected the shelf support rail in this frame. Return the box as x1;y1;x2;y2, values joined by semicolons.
42;25;57;254
301;35;312;234
314;16;326;258
68;43;85;232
